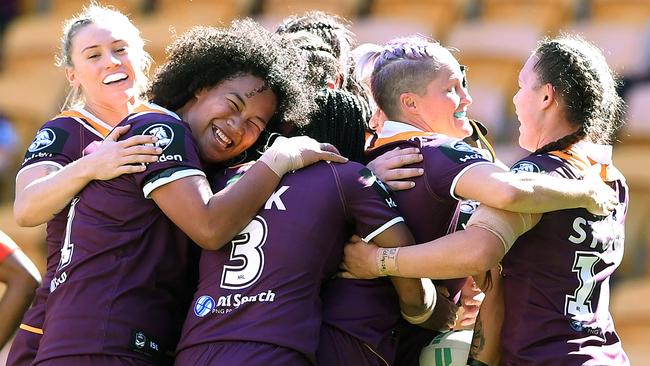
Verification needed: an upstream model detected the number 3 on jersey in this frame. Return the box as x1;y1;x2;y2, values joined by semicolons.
220;216;267;290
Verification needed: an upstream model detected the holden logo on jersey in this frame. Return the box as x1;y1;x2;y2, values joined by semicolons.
142;123;174;151
194;295;216;317
28;128;56;152
511;161;541;173
459;200;479;214
452;141;475;153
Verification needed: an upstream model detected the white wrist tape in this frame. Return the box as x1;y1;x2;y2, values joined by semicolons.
402;278;437;324
258;136;304;177
376;247;399;277
466;205;535;253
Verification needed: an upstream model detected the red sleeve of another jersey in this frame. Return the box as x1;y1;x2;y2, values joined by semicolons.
0;231;18;264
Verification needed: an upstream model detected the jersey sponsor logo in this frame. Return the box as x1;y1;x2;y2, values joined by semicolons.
143;123;174;151
212;290;277;314
23;127;69;163
452;141;475;153
510;160;541;173
456;200;480;231
569;320;604;338
459;200;479;215
28;128;56;152
194;295;216;317
439;140;484;165
135;121;187;163
358;167;397;208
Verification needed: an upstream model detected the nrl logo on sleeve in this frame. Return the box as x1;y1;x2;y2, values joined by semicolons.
511;161;541;174
28;128;56;152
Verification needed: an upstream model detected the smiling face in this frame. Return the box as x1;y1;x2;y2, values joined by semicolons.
65;22;141;109
409;54;473;139
180;74;278;163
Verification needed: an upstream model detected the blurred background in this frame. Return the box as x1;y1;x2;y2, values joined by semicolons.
0;0;648;364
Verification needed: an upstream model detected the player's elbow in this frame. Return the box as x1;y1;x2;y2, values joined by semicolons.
488;186;521;211
465;230;503;274
193;222;235;251
13;203;39;227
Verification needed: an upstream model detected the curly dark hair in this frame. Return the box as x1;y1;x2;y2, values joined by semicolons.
532;35;625;154
148;19;315;130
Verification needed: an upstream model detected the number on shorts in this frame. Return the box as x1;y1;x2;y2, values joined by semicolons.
220;216;267;290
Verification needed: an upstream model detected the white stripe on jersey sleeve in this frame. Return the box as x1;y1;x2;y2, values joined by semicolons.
142;168;206;199
15;161;64;181
362;216;405;243
449;161;494;201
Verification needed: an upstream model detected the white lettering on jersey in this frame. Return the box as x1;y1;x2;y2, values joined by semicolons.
568;217;598;249
264;186;289;211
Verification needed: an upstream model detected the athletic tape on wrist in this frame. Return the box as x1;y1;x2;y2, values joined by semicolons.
376;247;399;277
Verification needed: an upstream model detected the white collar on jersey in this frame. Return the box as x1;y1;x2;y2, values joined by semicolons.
378;120;424;138
574;141;613;165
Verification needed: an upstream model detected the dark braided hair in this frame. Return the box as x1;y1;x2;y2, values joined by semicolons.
279;25;371;162
365;36;456;120
148;19;315;131
532;35;625;155
300;88;370;163
276;11;368;101
283;31;339;89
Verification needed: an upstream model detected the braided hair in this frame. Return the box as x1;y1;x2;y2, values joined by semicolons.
300;88;370;163
362;35;456;120
148;19;315;131
283;27;370;162
532;35;625;155
276;11;368;100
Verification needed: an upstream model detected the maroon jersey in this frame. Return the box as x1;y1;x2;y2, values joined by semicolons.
501;143;629;365
11;108;111;348
176;161;404;364
320;122;491;362
34;106;205;364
